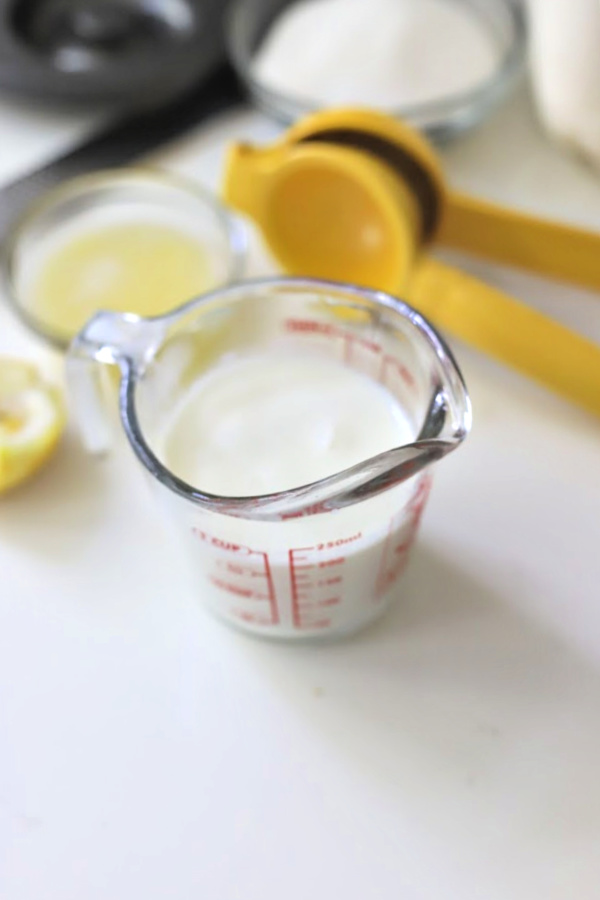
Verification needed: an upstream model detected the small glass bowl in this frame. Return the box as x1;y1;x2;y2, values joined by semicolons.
227;0;526;142
0;168;247;350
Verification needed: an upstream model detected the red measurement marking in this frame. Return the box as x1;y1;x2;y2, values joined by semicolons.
344;334;384;367
291;617;332;629
222;562;246;576
285;319;337;336
280;501;330;519
210;577;270;600
217;560;273;578
234;610;275;626
284;318;416;396
284;319;381;356
316;534;361;550
317;597;340;607
288;545;348;629
289;547;308;628
357;338;382;355
193;527;279;625
192;529;249;553
374;517;396;599
318;557;345;568
263;552;277;624
379;354;416;390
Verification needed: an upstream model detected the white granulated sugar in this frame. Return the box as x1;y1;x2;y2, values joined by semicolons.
252;0;501;109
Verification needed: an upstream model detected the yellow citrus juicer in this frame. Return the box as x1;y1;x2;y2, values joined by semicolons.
223;108;600;417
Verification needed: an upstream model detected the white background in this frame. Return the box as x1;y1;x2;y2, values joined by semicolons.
1;85;600;899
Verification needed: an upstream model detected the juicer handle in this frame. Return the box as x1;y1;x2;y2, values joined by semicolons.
409;258;600;417
223;143;270;221
439;191;600;293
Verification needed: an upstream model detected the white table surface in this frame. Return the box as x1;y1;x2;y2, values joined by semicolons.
1;87;600;900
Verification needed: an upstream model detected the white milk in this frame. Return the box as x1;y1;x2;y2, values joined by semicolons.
252;0;500;110
159;351;429;638
162;352;414;495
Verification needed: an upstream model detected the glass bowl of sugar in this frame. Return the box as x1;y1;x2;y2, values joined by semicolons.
227;0;526;142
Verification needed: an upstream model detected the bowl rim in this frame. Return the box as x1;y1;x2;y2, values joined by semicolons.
0;166;247;350
226;0;527;142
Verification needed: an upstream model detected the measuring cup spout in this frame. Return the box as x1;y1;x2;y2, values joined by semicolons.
250;379;468;519
263;439;458;519
67;310;167;453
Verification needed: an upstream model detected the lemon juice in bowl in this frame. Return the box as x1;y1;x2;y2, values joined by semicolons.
2;169;245;349
25;218;213;338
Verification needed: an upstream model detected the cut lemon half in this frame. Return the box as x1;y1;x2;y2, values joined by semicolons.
0;358;65;494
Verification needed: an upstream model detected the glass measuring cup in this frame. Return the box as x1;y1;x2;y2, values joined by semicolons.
67;278;471;640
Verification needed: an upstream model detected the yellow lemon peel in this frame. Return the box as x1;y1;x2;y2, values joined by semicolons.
0;358;65;494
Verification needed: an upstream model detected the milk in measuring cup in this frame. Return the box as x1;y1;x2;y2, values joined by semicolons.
158;350;429;638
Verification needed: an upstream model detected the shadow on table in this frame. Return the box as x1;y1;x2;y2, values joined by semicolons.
237;542;600;848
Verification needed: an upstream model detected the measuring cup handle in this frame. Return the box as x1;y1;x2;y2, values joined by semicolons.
66;310;168;454
439;191;600;293
67;350;114;454
410;258;600;417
